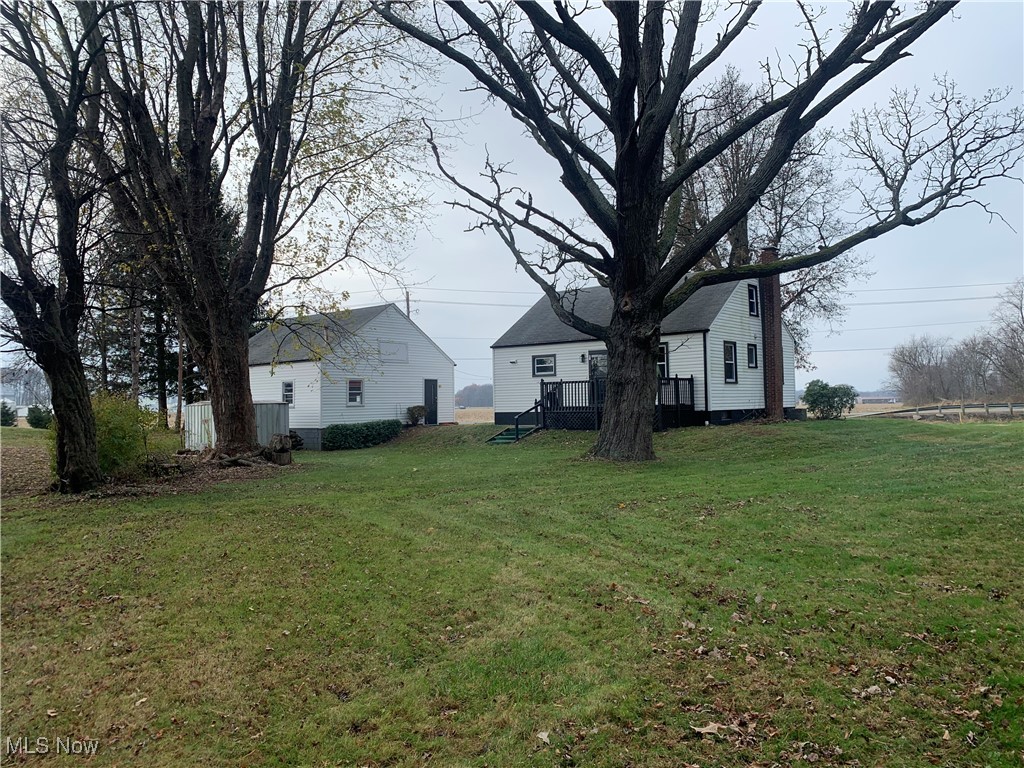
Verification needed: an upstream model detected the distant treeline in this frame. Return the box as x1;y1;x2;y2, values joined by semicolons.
455;383;493;407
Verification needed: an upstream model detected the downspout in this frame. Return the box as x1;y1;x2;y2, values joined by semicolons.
702;330;709;414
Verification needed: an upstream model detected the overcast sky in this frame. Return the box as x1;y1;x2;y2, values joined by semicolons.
327;2;1024;394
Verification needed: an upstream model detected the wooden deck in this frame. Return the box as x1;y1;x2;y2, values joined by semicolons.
538;376;695;431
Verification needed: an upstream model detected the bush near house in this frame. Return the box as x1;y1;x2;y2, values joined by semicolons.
406;405;427;426
91;393;151;477
321;419;402;450
0;402;16;427
26;405;52;429
803;379;858;419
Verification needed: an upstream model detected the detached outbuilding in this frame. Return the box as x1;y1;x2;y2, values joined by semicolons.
248;303;455;449
492;280;798;428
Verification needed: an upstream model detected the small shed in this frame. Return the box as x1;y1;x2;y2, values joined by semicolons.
184;401;289;451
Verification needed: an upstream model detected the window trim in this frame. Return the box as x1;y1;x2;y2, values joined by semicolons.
532;354;556;377
282;381;295;408
747;343;758;369
724;341;738;384
346;378;364;406
748;284;760;317
656;342;669;379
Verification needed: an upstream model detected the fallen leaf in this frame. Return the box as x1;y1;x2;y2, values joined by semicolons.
135;697;148;707
942;729;951;741
537;731;550;745
692;722;726;737
46;709;57;718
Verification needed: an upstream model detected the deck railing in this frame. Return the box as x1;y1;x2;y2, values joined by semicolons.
539;376;694;430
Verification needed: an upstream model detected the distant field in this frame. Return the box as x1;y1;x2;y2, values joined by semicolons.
455;406;494;424
2;420;1022;767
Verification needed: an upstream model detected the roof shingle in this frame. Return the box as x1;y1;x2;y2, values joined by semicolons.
491;282;739;348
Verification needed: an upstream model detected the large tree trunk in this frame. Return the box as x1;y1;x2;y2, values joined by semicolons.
42;350;102;493
591;308;661;461
193;314;259;455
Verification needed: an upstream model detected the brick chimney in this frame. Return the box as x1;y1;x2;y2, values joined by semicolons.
759;246;785;421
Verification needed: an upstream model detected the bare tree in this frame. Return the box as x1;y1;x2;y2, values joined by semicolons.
78;1;425;455
887;335;954;405
984;279;1024;399
0;2;109;491
375;0;1024;460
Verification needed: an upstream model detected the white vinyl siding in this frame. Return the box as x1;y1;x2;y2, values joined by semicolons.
493;332;706;416
706;282;766;411
248;361;322;429
492;280;795;418
782;324;797;407
493;341;592;415
320;305;455;426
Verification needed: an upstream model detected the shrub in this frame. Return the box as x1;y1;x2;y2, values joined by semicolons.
802;379;858;420
0;402;16;427
27;405;53;429
322;419;403;450
406;405;427;426
92;393;149;477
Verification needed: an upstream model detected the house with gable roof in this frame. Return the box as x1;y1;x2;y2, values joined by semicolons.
248;303;455;449
491;280;798;428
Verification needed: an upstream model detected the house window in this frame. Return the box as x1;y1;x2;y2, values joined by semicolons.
656;343;669;378
747;343;758;369
748;284;760;316
724;342;738;384
347;379;363;406
282;381;294;407
532;355;556;377
589;351;608;379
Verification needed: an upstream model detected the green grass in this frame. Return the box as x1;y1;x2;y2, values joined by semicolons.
2;420;1022;767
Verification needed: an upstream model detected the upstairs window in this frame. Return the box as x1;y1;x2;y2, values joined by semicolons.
282;381;294;407
748;284;760;316
347;379;363;406
532;355;556;377
724;342;738;384
747;343;758;369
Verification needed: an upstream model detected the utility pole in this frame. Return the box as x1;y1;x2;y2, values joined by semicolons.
405;290;411;317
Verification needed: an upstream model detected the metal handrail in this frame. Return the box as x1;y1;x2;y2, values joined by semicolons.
514;400;543;441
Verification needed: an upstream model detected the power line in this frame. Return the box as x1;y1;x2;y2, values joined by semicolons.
415;298;535;308
814;347;895;353
845;295;998;307
812;319;986;334
843;281;1013;293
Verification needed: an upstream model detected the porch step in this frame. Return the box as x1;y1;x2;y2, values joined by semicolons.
486;426;540;444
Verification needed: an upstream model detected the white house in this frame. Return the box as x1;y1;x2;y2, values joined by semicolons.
491;280;797;427
248;303;455;449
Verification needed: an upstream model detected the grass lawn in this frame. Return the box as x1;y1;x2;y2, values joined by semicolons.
1;420;1021;767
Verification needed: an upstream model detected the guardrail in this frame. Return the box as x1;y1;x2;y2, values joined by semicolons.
855;402;1023;418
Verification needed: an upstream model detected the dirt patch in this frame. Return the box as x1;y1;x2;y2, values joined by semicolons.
1;442;52;497
1;444;300;502
455;407;494;424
